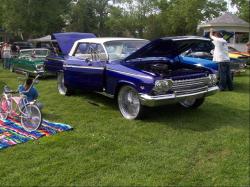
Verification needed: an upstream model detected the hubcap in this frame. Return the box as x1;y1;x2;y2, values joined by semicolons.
58;73;67;95
118;86;140;119
179;97;196;108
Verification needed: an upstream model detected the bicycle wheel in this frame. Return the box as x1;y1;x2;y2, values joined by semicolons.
0;96;10;120
21;104;42;132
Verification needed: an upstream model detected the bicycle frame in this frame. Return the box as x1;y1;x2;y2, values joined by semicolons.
1;74;40;120
2;92;31;120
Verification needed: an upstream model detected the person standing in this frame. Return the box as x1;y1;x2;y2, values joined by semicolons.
210;29;233;91
1;42;12;69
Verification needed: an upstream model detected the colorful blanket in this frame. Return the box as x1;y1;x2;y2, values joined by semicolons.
0;118;72;150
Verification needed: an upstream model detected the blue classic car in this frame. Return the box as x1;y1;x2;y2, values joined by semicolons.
43;32;96;72
181;33;246;74
45;36;219;119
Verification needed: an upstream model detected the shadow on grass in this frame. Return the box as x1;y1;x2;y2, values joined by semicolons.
74;91;118;110
71;91;248;132
141;102;248;131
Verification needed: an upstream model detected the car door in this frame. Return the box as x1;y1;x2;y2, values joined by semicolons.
64;42;107;91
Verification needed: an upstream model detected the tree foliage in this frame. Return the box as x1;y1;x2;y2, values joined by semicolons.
0;0;230;40
1;0;71;38
231;0;250;22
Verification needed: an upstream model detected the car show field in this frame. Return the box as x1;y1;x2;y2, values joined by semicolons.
0;66;248;186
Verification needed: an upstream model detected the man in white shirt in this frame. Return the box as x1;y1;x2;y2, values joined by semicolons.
210;29;233;91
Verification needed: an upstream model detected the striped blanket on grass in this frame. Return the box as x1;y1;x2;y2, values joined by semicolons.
0;118;72;150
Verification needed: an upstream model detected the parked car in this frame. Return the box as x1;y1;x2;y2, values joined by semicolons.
9;48;50;76
44;32;96;72
181;39;247;74
228;46;250;65
13;41;33;50
45;36;219;119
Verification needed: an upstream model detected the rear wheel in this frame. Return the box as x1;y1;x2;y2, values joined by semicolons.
118;85;144;120
21;104;42;132
179;97;205;109
0;97;10;120
57;72;73;96
9;64;15;72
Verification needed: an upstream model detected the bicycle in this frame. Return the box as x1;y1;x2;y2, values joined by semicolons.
0;75;42;132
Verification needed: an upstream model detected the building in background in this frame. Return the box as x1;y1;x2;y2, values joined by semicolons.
198;12;249;52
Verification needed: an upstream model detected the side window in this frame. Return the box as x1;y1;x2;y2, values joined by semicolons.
75;43;107;61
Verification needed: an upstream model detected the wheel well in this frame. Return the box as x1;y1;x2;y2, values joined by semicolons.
114;83;135;100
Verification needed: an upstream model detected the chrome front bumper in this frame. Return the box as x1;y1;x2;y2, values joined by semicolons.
139;86;219;107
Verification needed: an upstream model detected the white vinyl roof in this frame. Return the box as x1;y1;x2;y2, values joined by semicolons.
69;37;147;56
20;48;48;52
75;37;146;44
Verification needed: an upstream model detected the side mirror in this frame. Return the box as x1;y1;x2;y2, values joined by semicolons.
85;58;92;65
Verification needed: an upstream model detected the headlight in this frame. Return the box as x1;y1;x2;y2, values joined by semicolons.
36;64;44;71
153;79;173;94
208;74;217;85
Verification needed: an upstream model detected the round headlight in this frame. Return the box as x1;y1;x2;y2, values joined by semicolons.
153;79;173;94
36;64;44;71
209;74;217;85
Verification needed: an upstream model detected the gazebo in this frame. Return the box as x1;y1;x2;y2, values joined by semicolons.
198;12;249;51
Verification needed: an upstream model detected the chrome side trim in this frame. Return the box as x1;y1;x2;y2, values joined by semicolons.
107;68;153;79
14;68;44;74
63;65;104;70
97;92;114;98
46;57;65;62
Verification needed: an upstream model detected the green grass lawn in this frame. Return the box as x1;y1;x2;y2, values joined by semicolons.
0;65;249;186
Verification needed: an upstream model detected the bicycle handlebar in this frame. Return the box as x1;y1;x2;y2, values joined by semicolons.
4;90;19;94
3;74;40;95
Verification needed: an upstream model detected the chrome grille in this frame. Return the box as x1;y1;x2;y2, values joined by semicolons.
172;77;210;96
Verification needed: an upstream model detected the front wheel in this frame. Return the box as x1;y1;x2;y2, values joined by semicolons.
179;97;205;109
9;64;14;72
0;97;10;120
118;85;144;120
21;104;42;132
57;72;72;96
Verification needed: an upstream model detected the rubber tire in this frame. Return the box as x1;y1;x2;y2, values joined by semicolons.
21;104;42;132
57;72;73;96
117;85;144;120
179;97;205;109
9;64;14;72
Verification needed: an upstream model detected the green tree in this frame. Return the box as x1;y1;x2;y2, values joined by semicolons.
1;0;71;39
231;0;250;22
105;6;126;36
150;0;227;38
66;0;110;36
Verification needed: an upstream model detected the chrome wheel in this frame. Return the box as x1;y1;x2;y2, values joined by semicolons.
9;65;14;72
21;104;42;132
57;72;67;95
179;97;205;109
118;86;142;120
0;97;10;120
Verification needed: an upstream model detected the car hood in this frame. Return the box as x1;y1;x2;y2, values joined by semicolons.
52;32;96;55
181;56;218;70
125;36;211;61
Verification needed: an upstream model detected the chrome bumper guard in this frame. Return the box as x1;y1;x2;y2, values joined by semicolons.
139;86;219;107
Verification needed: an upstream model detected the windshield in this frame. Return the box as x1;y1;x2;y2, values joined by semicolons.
104;40;149;61
20;49;49;57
